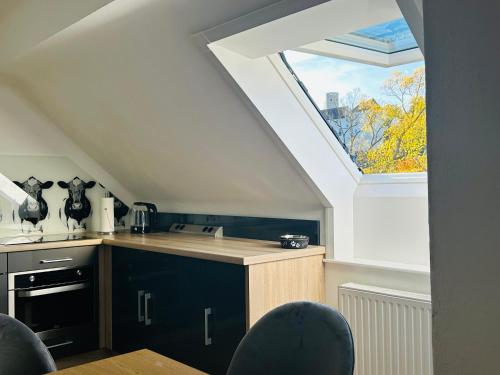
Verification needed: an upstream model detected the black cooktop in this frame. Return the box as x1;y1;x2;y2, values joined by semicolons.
0;233;90;246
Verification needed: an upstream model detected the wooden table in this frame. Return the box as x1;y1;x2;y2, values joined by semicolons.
48;350;208;375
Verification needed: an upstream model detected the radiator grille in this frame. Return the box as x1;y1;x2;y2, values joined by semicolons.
338;283;432;375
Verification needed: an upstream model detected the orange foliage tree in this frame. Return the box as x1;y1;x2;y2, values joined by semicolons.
328;67;427;173
362;67;426;173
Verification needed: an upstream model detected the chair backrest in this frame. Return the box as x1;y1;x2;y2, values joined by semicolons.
0;313;57;375
226;301;354;375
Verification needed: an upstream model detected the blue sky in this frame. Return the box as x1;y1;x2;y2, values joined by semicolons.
283;50;425;109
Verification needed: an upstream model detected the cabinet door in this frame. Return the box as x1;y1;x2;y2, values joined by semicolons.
112;247;178;353
111;248;246;375
200;260;246;375
159;256;206;366
0;274;6;314
112;247;146;353
140;258;184;356
168;257;246;375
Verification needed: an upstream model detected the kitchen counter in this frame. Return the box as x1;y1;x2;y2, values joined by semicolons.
1;232;325;370
0;237;102;253
0;232;325;265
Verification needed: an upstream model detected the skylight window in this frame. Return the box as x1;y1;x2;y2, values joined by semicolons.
281;50;426;174
328;18;418;54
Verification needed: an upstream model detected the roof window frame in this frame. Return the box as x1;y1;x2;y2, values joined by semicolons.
277;48;427;176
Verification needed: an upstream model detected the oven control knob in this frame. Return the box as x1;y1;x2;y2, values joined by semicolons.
29;275;35;283
76;269;82;276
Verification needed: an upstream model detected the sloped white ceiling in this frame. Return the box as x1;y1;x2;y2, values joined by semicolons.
0;0;113;67
1;0;324;218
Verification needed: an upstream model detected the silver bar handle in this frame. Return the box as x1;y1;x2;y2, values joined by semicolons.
17;282;89;297
40;258;73;264
137;290;145;323
144;292;152;326
46;340;74;350
204;307;212;346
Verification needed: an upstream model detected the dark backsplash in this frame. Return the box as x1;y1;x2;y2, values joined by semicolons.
157;213;320;245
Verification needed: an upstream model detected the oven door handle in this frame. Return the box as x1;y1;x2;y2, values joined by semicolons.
39;258;73;264
17;282;90;297
46;340;74;350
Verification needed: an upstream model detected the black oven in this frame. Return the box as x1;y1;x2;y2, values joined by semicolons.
8;265;98;358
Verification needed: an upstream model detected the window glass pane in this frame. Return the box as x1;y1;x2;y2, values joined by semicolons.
328;18;418;54
282;50;426;174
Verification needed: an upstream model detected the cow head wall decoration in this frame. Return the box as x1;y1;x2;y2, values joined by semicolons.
58;177;96;230
13;177;54;231
110;192;129;227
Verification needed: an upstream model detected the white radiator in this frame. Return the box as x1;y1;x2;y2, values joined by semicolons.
338;283;432;375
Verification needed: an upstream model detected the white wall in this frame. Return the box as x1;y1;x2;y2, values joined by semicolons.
425;0;500;373
0;81;134;234
327;178;430;310
354;175;429;266
2;0;325;222
209;45;358;258
328;175;430;308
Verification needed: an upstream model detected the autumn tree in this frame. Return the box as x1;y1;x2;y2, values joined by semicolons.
330;89;365;157
363;67;426;173
325;67;426;173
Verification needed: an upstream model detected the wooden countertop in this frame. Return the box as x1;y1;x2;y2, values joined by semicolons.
0;238;102;253
0;232;325;265
48;349;207;375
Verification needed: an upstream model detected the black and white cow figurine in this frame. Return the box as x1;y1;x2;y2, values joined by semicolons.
58;177;96;230
13;177;54;232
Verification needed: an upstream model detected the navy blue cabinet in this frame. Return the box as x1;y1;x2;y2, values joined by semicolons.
112;248;177;353
112;247;246;375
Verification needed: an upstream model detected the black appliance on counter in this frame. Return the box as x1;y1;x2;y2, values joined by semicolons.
130;202;158;234
8;246;98;359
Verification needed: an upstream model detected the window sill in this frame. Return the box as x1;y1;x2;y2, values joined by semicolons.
359;172;428;185
324;257;430;275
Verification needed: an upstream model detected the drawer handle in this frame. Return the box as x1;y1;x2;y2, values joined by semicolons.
40;258;73;264
204;307;212;346
137;290;145;323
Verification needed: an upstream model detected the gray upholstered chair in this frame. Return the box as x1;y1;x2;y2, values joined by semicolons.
226;301;355;375
0;313;57;375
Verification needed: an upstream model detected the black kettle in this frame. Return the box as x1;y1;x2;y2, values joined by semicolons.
130;202;158;234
